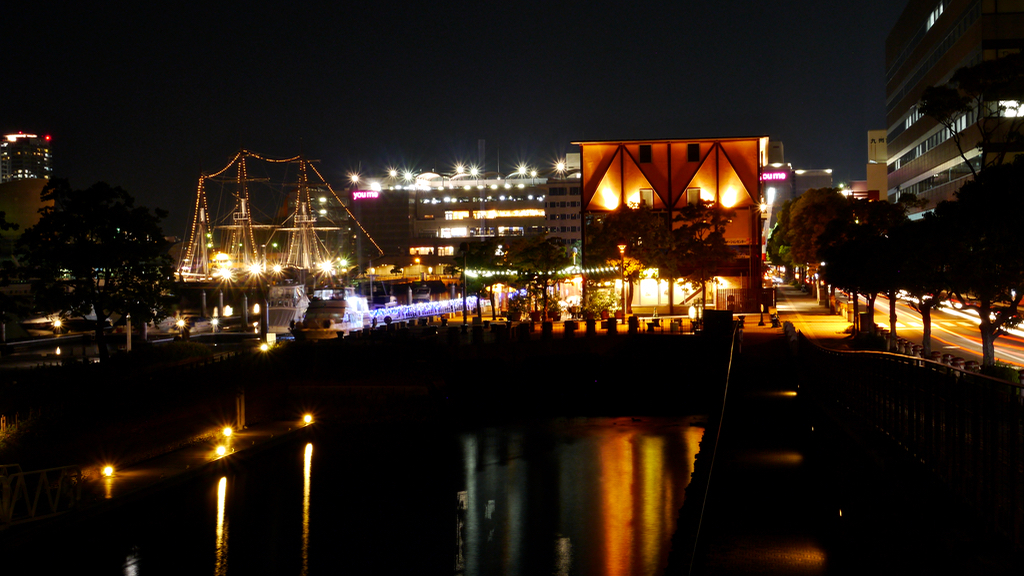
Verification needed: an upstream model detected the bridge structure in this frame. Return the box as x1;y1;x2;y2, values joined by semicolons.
677;286;1024;574
0;464;82;528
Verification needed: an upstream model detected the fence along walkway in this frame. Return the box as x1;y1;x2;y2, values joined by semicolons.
0;464;83;528
799;334;1024;547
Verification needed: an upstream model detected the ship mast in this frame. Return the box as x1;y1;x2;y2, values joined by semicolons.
225;152;263;269
283;158;331;270
178;176;212;280
178;148;382;282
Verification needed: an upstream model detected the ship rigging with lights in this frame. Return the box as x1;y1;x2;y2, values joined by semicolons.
177;149;382;282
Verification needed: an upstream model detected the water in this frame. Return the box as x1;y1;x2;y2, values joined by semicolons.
12;417;703;575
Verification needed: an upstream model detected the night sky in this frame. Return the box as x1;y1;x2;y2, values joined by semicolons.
3;1;907;235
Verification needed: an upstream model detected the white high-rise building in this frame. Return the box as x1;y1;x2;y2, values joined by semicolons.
1;133;52;183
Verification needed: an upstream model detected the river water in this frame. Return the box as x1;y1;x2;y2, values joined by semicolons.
22;416;704;575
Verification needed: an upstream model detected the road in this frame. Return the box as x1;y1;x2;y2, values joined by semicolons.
864;295;1024;367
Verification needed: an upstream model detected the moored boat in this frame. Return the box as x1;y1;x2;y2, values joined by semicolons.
290;288;369;340
267;281;310;334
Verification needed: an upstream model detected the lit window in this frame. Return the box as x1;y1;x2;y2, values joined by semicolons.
926;2;943;30
638;145;652;163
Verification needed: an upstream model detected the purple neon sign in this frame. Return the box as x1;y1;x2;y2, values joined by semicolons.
352;190;380;200
760;172;788;181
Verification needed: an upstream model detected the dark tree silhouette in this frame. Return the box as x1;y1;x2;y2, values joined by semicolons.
15;180;176;362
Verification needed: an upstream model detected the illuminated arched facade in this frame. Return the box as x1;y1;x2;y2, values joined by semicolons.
576;136;770;313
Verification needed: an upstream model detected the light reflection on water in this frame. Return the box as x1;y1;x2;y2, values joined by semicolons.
302;443;313;576
32;418;701;575
215;476;228;576
456;417;704;576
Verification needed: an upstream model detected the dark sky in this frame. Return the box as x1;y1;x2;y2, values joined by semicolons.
3;1;907;235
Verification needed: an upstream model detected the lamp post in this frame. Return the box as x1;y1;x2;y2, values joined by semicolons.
758;197;768;326
460;242;469;333
617;243;627;320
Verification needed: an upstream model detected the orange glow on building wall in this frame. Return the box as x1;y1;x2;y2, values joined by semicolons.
575;137;768;213
577;137;770;309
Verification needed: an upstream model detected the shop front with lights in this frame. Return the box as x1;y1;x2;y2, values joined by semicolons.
575;137;770;315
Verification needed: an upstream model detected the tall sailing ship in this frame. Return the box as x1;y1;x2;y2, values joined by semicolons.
176;149;383;332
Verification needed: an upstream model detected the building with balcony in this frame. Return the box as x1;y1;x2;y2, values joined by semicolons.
885;0;1024;213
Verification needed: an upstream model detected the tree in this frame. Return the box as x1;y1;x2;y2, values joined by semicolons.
785;187;849;280
765;200;795;277
917;52;1024;366
506;234;571;319
587;207;673;315
668;200;735;319
452;238;505;320
819;195;919;344
15;180;177;362
932;158;1024;366
0;211;20;341
895;215;951;357
919;52;1024;181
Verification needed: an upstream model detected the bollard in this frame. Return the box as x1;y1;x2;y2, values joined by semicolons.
586;319;597;337
541;321;553;339
564;320;577;339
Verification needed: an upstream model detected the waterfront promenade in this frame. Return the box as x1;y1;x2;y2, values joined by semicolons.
3;289;1022;573
685;286;1022;575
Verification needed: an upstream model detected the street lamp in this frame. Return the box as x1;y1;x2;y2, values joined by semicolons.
617;243;627;320
460;242;469;333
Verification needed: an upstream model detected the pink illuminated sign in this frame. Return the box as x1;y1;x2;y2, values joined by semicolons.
760;172;788;181
352;190;380;200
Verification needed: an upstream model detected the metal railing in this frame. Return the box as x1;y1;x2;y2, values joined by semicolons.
798;335;1024;546
0;464;83;528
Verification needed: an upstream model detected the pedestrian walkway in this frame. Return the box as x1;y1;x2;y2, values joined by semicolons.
82;419;310;504
686;286;1022;575
1;418;313;542
774;286;853;347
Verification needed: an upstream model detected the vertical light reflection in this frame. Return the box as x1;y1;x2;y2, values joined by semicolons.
460;434;478;575
215;476;229;576
554;537;572;576
122;546;141;576
301;442;313;576
600;429;635;575
504;432;525;576
641;435;665;575
683;426;705;490
104;476;114;500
